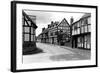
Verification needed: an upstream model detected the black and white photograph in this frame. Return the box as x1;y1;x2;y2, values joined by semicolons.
11;1;97;72
22;10;91;63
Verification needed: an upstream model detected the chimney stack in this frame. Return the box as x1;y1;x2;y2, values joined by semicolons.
51;21;53;25
70;17;74;25
42;27;45;32
48;25;50;28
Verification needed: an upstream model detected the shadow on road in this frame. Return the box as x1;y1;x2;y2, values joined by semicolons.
23;47;44;55
50;53;90;61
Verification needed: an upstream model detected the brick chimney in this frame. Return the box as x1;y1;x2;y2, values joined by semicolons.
70;17;74;25
48;25;50;28
42;27;45;32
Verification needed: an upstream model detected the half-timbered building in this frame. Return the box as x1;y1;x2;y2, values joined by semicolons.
22;11;42;55
38;18;72;47
72;13;91;49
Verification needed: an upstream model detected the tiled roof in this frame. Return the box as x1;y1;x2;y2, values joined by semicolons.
39;18;69;35
81;13;91;19
71;13;91;26
23;11;37;28
57;18;69;26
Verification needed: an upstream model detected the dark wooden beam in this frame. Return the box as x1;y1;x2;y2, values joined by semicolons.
23;11;37;29
24;17;30;26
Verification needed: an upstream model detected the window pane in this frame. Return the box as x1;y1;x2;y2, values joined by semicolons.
81;21;84;25
24;34;29;41
77;23;79;27
87;35;91;49
77;37;80;43
72;30;74;35
24;27;29;33
72;26;74;30
85;25;87;32
84;19;88;25
33;35;36;41
77;28;80;34
81;38;84;47
54;38;57;43
84;36;87;41
87;43;90;49
55;31;58;35
75;30;76;35
31;35;33;41
88;25;91;32
81;26;84;33
84;42;87;48
31;27;33;34
78;42;81;47
88;17;91;24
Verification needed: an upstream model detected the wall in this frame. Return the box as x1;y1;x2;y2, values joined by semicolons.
0;0;100;73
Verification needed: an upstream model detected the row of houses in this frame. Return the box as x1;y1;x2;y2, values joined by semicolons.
37;18;72;47
72;13;91;49
37;13;91;50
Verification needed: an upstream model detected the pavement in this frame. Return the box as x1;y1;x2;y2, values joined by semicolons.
23;42;91;64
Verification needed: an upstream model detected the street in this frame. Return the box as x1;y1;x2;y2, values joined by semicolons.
23;42;91;63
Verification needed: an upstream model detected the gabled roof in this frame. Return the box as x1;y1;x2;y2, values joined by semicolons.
57;18;70;26
23;11;37;28
41;28;49;34
39;18;70;36
71;13;91;26
81;13;91;19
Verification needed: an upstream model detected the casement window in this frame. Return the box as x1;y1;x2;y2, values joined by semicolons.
84;36;87;48
63;29;67;33
77;37;81;47
83;35;91;49
77;28;80;34
23;12;36;42
23;26;36;42
81;38;84;47
88;25;91;32
31;27;33;34
55;31;58;35
77;22;80;28
72;26;74;30
81;26;84;33
50;33;53;36
84;19;88;25
81;20;84;26
24;27;30;33
84;25;88;32
24;34;29;41
74;30;77;35
87;35;91;49
31;35;33;41
54;38;57;43
72;30;74;35
72;26;75;35
88;17;91;24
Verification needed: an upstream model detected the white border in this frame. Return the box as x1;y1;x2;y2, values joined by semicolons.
16;3;96;70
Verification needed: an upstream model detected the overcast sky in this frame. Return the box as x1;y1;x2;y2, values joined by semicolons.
24;10;85;36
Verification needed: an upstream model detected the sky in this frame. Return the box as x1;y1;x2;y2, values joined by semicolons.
24;10;85;36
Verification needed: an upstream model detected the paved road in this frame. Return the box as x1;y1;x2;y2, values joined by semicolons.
23;42;91;63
